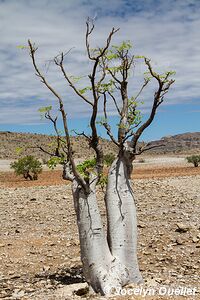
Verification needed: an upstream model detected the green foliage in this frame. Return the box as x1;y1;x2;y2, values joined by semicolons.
104;40;133;75
47;156;64;169
107;65;123;72
186;155;200;167
134;55;145;59
98;173;108;189
111;40;132;52
38;106;52;119
69;75;84;83
97;79;114;93
17;45;28;50
76;155;115;183
90;48;102;56
144;71;153;82
127;97;143;126
10;156;42;180
96;117;107;126
103;153;116;166
15;147;24;155
158;71;176;80
78;86;92;94
38;106;52;113
77;158;97;180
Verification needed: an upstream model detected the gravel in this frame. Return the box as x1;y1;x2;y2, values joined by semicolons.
0;175;199;299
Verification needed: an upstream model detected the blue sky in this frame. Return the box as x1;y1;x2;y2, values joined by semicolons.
0;0;199;141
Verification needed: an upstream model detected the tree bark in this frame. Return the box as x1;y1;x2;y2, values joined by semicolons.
105;156;143;284
24;172;33;180
72;176;128;295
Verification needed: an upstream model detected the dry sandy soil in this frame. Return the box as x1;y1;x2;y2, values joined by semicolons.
0;158;200;299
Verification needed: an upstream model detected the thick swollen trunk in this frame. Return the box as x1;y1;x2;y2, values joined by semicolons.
72;178;128;295
105;157;143;284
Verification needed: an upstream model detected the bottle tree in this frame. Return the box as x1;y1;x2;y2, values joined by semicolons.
27;20;175;295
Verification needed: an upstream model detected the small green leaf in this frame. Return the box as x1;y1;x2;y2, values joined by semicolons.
15;147;23;155
134;55;145;59
78;87;91;94
17;45;28;50
38;106;52;113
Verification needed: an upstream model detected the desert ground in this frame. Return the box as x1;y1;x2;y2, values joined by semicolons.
0;156;200;299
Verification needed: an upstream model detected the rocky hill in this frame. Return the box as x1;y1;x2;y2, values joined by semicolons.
0;131;117;161
149;132;200;154
0;131;200;160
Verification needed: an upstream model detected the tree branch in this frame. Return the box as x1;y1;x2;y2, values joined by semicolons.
28;40;87;191
102;93;119;146
130;58;175;152
54;53;93;106
135;142;166;155
85;22;119;177
108;91;121;116
134;78;149;102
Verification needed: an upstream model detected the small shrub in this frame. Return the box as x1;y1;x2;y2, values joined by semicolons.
186;155;200;167
10;156;42;180
103;153;116;166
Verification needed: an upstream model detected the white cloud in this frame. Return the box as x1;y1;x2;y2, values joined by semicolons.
0;0;199;126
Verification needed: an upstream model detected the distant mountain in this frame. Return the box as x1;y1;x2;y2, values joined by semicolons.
0;131;117;160
0;131;199;160
148;132;200;154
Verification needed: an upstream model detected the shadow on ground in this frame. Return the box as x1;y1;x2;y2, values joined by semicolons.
35;266;85;285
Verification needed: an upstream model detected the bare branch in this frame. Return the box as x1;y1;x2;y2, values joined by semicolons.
54;53;93;106
108;91;121;116
86;18;95;60
135;142;166;155
28;40;64;101
86;18;119;61
108;69;121;84
28;40;87;191
29;145;58;157
85;22;119;177
44;112;62;156
102;93;119;146
72;129;91;142
134;78;149;102
144;58;161;81
130;58;175;152
121;120;142;143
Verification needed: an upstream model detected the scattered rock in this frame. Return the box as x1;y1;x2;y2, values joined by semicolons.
43;265;50;272
192;236;199;243
30;198;37;201
0;175;199;299
55;283;88;298
11;289;25;299
138;222;146;228
176;237;185;245
175;223;190;233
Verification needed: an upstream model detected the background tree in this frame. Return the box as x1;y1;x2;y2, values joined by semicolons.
10;155;42;180
28;20;174;295
186;155;200;167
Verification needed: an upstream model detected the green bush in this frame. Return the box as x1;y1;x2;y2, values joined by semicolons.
103;153;116;166
186;155;200;167
10;156;42;180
